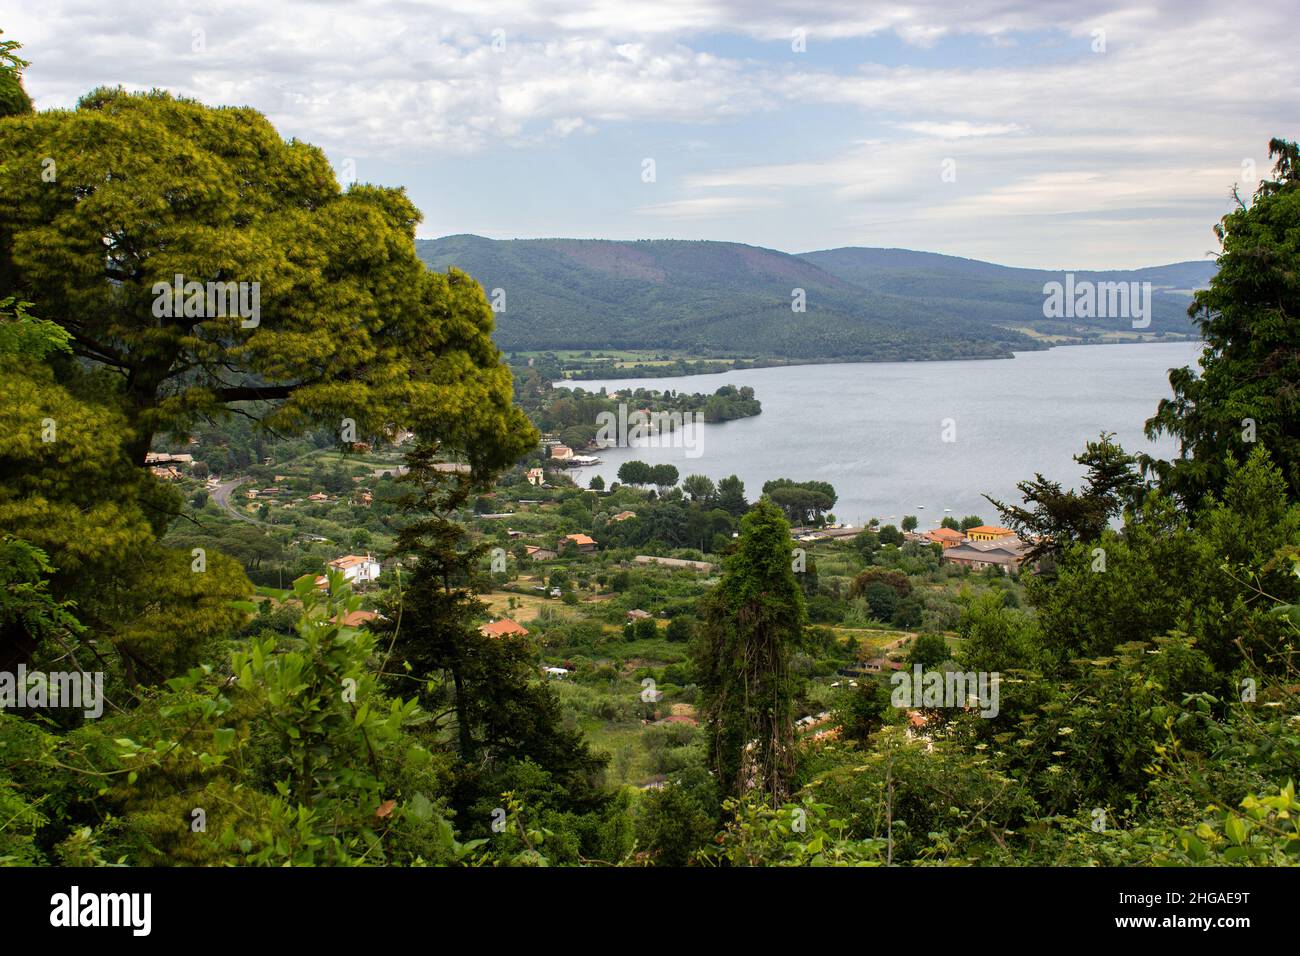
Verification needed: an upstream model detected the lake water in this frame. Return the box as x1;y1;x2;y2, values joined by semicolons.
559;342;1204;528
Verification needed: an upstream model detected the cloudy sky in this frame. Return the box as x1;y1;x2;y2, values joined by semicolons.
9;1;1298;268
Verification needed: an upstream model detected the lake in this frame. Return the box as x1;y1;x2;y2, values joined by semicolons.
558;341;1204;528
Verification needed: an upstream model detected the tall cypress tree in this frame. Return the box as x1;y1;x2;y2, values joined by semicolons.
695;498;806;806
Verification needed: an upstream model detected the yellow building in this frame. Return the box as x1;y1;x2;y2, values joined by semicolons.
965;525;1016;541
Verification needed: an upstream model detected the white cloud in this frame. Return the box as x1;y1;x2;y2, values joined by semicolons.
636;196;784;218
5;0;1296;265
897;122;1024;139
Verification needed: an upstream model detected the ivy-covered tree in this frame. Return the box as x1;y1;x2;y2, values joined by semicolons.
694;498;806;806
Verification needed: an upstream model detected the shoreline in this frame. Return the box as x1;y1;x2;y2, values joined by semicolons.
550;335;1204;387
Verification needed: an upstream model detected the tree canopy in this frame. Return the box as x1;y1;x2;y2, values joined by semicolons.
1143;138;1300;510
0;87;534;470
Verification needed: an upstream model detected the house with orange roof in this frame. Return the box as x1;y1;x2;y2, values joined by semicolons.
479;619;529;638
327;554;381;585
924;527;966;548
964;525;1017;541
560;533;597;554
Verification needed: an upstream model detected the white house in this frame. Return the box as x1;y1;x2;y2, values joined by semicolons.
327;554;381;585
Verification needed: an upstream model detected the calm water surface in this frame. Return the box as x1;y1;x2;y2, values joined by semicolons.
559;342;1203;528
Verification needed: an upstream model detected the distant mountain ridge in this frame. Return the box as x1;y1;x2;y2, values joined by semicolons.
415;235;1215;361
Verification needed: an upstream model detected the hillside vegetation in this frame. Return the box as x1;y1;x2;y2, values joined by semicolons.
417;235;1213;362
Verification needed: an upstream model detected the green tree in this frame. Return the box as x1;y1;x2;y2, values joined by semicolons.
617;460;652;487
682;474;716;503
878;524;904;546
695;499;806;805
380;445;607;805
956;591;1040;674
1144;138;1300;510
716;474;748;517
987;433;1142;565
1;356;249;681
0;87;533;469
648;463;679;491
762;478;837;526
901;515;918;533
666;617;695;643
636;783;714;866
0;32;32;119
863;581;899;622
907;632;951;669
836;679;892;743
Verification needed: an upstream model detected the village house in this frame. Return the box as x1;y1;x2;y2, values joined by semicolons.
964;525;1017;542
307;492;330;502
326;554;381;584
479;619;529;639
612;510;637;522
626;609;653;621
941;537;1029;573
560;533;597;554
924;527;966;548
526;467;545;486
526;545;558;561
549;445;574;462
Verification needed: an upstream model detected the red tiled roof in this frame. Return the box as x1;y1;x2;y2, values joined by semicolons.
480;619;529;638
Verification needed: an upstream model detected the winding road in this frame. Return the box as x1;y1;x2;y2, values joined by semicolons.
211;477;263;524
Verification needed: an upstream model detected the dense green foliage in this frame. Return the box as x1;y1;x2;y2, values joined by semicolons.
1144;138;1300;510
0;88;532;470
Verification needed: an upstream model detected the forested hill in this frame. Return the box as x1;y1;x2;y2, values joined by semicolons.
800;247;1217;333
415;235;1214;361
